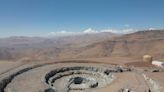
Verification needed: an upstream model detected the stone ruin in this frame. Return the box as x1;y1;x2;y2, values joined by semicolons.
44;66;131;92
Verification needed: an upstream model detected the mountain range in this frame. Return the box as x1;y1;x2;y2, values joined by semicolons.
0;30;163;61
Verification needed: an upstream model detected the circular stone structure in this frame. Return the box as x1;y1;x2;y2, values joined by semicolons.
44;66;115;92
1;60;160;92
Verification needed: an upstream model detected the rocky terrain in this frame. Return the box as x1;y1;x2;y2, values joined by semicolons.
0;60;163;92
0;30;164;92
0;30;164;61
0;32;117;61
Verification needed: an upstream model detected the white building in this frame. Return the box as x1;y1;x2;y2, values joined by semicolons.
152;61;164;68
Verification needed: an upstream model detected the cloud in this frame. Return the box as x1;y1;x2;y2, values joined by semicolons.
48;30;80;36
48;28;137;36
100;28;136;34
122;28;137;33
50;30;73;34
83;28;98;33
100;29;118;33
83;28;136;34
148;28;156;30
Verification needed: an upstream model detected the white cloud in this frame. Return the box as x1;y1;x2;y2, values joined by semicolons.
83;28;98;33
148;28;156;30
100;29;119;33
48;28;99;36
100;28;136;34
83;28;136;34
49;30;68;35
122;28;137;33
48;30;80;36
47;27;164;37
48;28;138;36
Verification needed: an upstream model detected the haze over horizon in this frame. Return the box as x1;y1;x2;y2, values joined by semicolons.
0;0;164;37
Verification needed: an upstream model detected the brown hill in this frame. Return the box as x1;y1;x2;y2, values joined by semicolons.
67;30;164;59
0;32;117;61
0;30;163;61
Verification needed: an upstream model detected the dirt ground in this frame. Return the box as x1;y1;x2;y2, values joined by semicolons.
0;57;163;92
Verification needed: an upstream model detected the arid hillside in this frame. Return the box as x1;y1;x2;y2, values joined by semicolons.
0;32;117;61
0;30;164;92
0;30;163;61
67;30;164;59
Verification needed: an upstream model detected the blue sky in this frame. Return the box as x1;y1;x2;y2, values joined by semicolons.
0;0;164;37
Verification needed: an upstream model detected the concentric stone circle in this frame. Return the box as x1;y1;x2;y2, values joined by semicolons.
44;66;125;92
0;61;132;92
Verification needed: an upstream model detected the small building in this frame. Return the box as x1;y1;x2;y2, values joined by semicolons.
152;61;164;68
143;55;153;63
